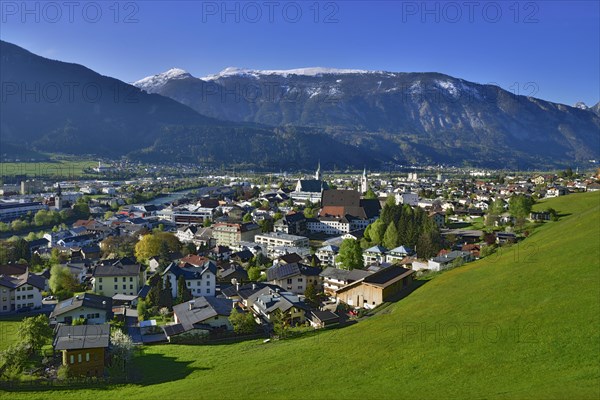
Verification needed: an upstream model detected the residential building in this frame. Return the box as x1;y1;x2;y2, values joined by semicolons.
91;260;143;297
0;269;45;312
363;245;388;265
273;212;307;235
320;267;372;297
161;260;217;298
248;287;308;325
428;251;474;271
386;246;415;264
316;245;339;266
171;296;234;334
50;293;113;325
255;232;310;253
53;324;110;377
212;222;260;248
266;263;322;295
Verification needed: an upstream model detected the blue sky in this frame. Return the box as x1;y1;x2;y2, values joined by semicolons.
1;0;598;106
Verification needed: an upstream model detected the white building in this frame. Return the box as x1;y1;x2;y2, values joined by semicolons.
255;232;309;251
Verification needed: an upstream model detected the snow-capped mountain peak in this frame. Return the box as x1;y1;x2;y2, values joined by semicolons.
201;66;375;80
133;68;193;92
574;101;588;110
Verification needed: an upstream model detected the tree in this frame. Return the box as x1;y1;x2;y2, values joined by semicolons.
247;266;262;281
364;189;378;199
546;208;559;221
337;239;364;270
72;202;90;219
382;222;400;249
242;213;253;222
160;277;174;309
137;299;149;322
304;282;321;308
369;219;387;244
101;235;137;258
229;308;257;334
509;195;534;221
0;343;29;378
110;330;134;371
11;238;31;262
146;274;162;308
134;232;182;262
176;276;192;304
49;265;79;299
416;231;441;260
271;309;289;337
19;315;53;355
303;207;316;219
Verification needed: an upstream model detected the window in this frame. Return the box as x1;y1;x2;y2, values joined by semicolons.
123;277;126;282
78;354;82;363
130;277;133;282
130;284;133;289
206;289;210;294
298;278;303;282
114;285;117;290
99;278;102;283
123;285;126;289
86;353;90;362
99;285;103;291
114;277;117;282
70;355;75;364
197;281;201;286
287;279;292;284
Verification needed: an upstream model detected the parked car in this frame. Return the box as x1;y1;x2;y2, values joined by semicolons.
43;296;56;301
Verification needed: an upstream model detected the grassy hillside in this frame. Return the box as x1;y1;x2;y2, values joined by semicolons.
2;192;599;399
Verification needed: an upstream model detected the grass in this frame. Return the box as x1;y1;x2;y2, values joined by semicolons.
0;156;97;180
0;318;20;351
1;192;599;399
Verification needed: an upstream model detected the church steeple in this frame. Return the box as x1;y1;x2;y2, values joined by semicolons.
315;161;322;181
360;167;369;194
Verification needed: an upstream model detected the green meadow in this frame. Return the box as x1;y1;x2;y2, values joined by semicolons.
1;192;598;399
0;157;97;180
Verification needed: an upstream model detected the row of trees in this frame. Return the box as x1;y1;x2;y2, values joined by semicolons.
364;197;442;259
0;201;90;233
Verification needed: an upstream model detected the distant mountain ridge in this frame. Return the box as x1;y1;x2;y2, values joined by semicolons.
133;66;600;167
1;40;598;169
0;41;386;168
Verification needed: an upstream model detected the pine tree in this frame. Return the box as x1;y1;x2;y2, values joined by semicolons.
177;276;193;304
382;221;399;249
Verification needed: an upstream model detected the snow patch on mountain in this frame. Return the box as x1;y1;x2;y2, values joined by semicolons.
202;67;375;80
133;68;193;92
574;101;588;110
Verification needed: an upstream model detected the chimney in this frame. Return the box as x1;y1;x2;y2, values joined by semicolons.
252;283;257;290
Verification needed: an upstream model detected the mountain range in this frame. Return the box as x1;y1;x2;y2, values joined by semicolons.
1;40;598;169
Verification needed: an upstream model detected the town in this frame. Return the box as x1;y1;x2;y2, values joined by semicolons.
1;161;597;382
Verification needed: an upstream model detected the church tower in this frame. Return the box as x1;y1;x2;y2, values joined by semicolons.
360;168;369;193
315;161;322;181
55;184;63;210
